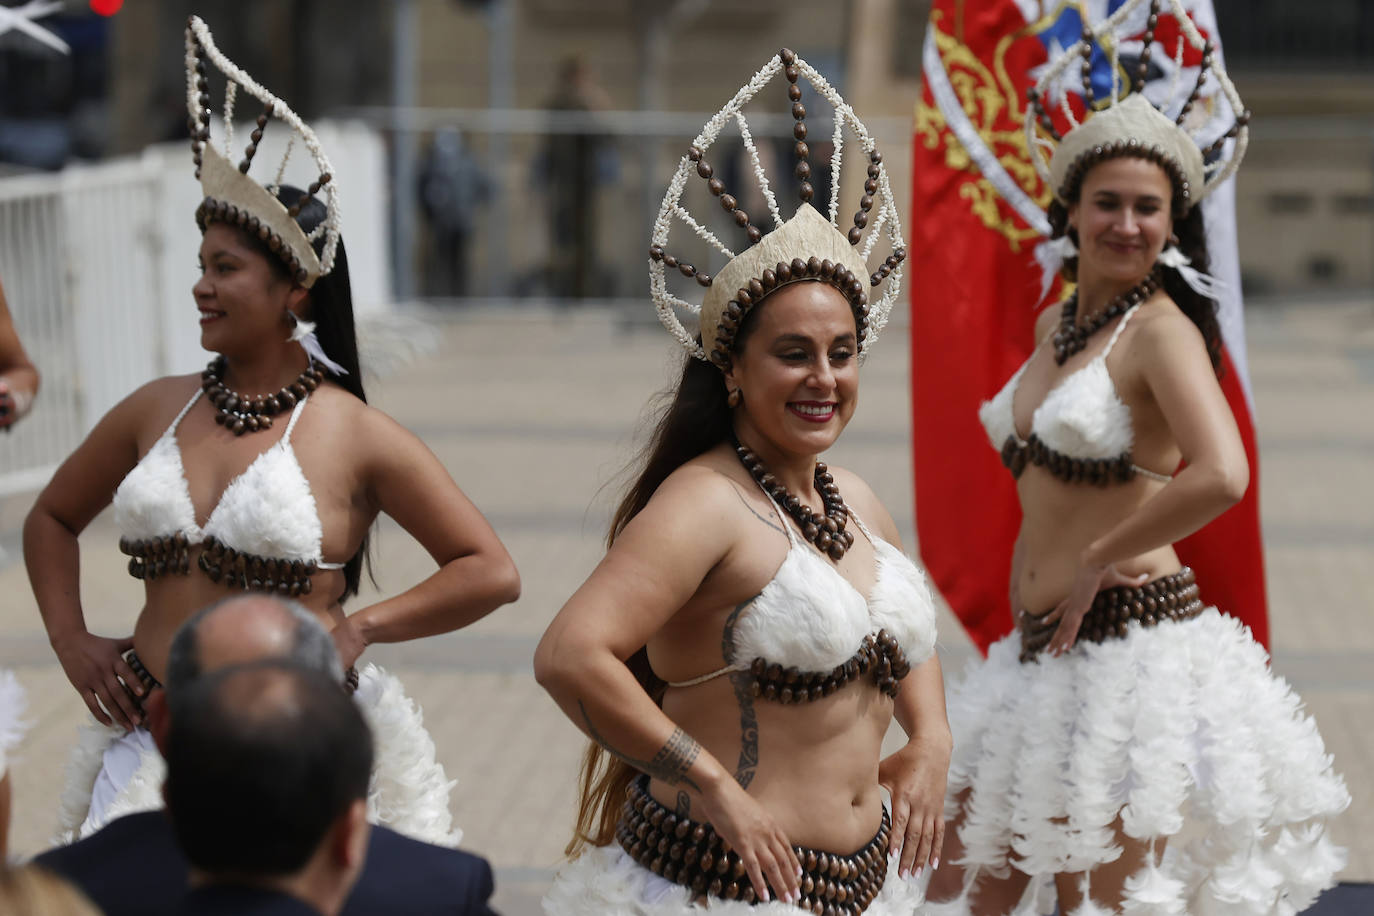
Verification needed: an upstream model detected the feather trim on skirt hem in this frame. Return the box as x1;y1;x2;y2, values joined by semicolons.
52;663;461;848
937;609;1349;916
543;843;928;915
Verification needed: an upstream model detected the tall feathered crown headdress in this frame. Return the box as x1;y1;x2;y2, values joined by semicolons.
1027;0;1249;211
650;49;906;370
1024;0;1250;299
185;15;341;290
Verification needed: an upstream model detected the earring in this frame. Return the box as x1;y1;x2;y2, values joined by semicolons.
1168;233;1180;247
285;310;299;328
727;388;742;408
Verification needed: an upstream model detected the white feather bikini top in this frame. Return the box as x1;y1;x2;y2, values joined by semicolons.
979;305;1171;484
113;388;343;580
668;480;938;691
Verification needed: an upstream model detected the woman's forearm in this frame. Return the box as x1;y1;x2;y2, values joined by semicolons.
341;548;520;647
535;644;731;795
1083;463;1246;569
24;506;90;645
893;653;951;751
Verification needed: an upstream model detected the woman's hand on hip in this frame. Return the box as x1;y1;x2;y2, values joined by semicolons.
1045;562;1149;657
330;617;367;670
51;631;142;729
696;775;802;905
880;734;950;880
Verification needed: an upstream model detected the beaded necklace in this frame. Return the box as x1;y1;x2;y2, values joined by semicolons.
733;437;855;560
1053;272;1159;365
201;357;323;435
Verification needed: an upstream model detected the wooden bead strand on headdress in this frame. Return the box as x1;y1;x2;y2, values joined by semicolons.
734;437;855;561
1053;272;1159;364
1175;37;1212;126
1079;26;1096;106
1134;0;1161;93
686;144;762;246
200;356;323;435
239;102;273;173
780;48;814;206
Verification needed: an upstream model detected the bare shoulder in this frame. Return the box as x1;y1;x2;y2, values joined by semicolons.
1033;301;1063;341
1125;295;1208;357
653;447;751;518
112;373;202;432
827;464;903;547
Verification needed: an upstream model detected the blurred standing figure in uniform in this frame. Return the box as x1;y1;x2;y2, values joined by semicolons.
418;128;489;299
538;55;614;300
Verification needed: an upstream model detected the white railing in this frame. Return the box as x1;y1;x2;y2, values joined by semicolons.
0;121;392;497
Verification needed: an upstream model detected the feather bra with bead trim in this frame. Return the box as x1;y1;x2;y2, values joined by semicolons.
979;305;1173;486
112;388;343;595
665;479;937;703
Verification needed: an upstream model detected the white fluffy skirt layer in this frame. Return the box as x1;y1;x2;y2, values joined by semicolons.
544;843;928;916
53;663;461;848
935;609;1349;916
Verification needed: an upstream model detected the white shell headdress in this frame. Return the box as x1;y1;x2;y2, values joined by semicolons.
1026;0;1250;212
185;15;342;290
649;49;906;370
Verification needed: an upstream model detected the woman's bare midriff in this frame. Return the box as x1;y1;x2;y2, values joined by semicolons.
654;675;890;854
1016;466;1180;614
131;561;348;681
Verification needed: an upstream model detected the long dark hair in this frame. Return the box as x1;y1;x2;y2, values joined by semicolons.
227;186;373;600
570;291;813;854
1048;161;1223;374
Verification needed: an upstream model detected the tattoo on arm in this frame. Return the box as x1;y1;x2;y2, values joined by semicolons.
730;482;785;535
722;597;759;789
578;700;701;791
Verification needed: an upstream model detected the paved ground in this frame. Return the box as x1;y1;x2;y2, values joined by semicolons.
1;297;1370;914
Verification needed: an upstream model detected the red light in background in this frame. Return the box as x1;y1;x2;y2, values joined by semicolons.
90;0;124;15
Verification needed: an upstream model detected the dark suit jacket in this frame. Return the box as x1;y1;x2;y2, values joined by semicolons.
177;885;323;915
35;811;499;916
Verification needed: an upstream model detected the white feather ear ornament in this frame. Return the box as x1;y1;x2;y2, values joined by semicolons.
288;317;349;376
1157;244;1227;300
1033;234;1078;303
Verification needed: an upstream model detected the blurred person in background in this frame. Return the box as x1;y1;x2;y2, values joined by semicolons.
418;128;490;299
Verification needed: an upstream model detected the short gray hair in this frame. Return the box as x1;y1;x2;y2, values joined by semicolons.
165;595;344;695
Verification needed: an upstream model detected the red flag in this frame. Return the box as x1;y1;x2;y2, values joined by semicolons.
910;0;1268;654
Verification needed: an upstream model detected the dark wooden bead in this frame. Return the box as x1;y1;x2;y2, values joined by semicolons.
707;177;724;196
792;102;807;120
794;122;807;140
746;225;762;244
785;65;799;82
719;194;737;212
847;227;863;245
800;181;814;202
796;160;812;180
795;141;810;160
696;160;713;179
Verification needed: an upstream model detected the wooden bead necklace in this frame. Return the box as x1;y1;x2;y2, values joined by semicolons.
1053;272;1159;365
733;437;854;560
201;356;323;435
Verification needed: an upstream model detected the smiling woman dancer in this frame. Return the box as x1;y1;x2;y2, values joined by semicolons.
926;3;1348;915
24;17;519;845
537;50;948;916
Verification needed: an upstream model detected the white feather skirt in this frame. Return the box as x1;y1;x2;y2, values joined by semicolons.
543;843;928;915
937;609;1349;916
53;663;461;848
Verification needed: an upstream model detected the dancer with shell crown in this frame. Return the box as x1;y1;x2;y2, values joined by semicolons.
537;49;948;915
926;2;1348;914
25;16;520;847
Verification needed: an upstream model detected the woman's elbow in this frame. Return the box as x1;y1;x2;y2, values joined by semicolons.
533;635;571;694
492;557;521;606
1212;459;1249;507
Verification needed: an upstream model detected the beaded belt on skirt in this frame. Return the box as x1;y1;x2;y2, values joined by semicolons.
124;650;162;706
616;777;890;915
1019;567;1203;663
